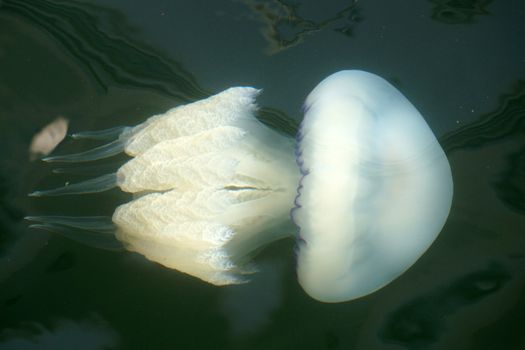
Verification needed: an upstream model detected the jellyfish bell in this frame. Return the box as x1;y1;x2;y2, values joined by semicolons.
293;70;453;302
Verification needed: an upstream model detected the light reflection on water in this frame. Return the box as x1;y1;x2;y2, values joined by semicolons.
0;0;524;349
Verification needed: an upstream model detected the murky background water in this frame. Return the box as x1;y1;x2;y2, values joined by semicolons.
0;0;524;349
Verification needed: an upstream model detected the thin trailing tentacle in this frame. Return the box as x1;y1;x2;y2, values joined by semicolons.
71;126;131;140
43;139;126;163
25;216;115;233
29;223;123;251
29;173;117;197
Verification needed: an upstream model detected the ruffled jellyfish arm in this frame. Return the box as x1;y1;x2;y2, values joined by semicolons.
42;87;263;163
29;87;300;285
293;70;453;303
113;118;300;284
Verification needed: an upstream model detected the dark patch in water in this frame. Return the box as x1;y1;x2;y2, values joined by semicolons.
379;263;511;349
46;252;76;273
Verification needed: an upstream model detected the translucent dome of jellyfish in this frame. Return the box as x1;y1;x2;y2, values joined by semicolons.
28;70;453;302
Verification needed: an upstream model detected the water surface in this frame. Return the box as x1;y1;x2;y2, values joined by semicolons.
0;0;524;349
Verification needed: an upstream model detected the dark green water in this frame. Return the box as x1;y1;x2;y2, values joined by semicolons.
1;0;524;349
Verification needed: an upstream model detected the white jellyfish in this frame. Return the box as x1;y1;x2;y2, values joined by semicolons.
28;70;453;302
